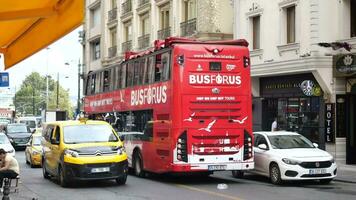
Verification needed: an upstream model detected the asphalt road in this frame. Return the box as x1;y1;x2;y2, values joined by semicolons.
7;151;356;200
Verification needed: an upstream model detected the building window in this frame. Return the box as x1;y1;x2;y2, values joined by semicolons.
110;28;117;47
252;15;261;49
183;0;196;21
141;14;150;35
286;6;295;44
351;0;356;37
124;22;132;42
91;39;101;60
111;0;117;9
160;4;170;29
91;6;101;28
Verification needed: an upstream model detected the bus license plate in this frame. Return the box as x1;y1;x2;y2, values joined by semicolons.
309;169;326;175
91;167;110;173
208;165;227;171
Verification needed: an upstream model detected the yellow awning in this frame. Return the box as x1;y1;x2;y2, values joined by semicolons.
0;0;84;70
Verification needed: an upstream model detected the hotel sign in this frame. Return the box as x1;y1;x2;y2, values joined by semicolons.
325;103;335;143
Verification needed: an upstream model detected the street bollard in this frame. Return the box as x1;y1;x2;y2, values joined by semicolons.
2;178;11;200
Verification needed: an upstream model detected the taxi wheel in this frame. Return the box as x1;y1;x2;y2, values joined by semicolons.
270;163;282;185
30;156;35;168
42;160;50;179
133;152;145;177
116;173;127;185
232;170;244;178
58;166;68;187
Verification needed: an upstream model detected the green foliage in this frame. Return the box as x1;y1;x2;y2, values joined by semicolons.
14;72;73;117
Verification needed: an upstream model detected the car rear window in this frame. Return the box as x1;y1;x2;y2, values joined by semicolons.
63;124;118;144
7;125;29;134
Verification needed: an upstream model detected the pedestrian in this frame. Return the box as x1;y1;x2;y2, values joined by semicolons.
0;148;19;192
271;117;278;132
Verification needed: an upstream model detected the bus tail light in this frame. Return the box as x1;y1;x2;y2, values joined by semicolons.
177;131;188;162
243;56;250;68
243;130;253;160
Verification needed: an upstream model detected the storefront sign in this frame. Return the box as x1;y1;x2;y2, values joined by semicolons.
260;74;323;97
325;103;335;143
333;54;356;77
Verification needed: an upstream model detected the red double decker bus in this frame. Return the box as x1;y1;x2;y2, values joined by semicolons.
84;37;253;176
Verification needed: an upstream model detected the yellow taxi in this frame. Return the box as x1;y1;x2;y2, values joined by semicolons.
25;131;43;167
41;119;128;187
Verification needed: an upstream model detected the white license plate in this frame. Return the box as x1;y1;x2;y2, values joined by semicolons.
208;165;227;171
91;167;110;173
309;168;327;175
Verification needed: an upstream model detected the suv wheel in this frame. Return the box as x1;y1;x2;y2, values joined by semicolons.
133;152;145;177
42;159;50;179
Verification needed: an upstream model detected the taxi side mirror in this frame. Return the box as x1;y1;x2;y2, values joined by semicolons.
51;138;59;145
119;135;125;141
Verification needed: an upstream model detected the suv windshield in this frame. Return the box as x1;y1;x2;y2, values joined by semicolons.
268;135;314;149
63;124;118;144
7;125;29;134
19;120;36;129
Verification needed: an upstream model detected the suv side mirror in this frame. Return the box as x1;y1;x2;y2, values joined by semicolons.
313;143;319;148
258;144;268;150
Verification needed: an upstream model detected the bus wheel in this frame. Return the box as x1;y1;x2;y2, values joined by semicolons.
232;170;244;178
133;152;145;177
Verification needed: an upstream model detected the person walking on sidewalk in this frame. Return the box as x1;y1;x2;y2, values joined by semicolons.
0;148;19;191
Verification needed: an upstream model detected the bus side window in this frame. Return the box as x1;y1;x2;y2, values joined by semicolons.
91;74;96;94
121;64;127;88
161;52;171;81
154;54;162;82
133;60;140;86
127;62;134;87
139;58;145;85
147;56;154;84
103;70;110;92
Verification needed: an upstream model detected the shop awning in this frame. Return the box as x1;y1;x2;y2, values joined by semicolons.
0;0;84;70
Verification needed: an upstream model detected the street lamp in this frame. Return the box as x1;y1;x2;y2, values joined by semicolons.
56;72;69;109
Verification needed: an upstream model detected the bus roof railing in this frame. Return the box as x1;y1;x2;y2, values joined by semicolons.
124;37;249;61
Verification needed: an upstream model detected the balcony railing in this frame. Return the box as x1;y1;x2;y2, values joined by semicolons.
138;0;149;7
108;46;117;58
157;27;171;40
138;34;150;49
180;18;197;37
121;0;132;15
108;8;117;22
122;40;132;52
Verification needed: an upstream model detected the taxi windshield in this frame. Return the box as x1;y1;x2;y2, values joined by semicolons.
33;136;42;146
63;124;118;144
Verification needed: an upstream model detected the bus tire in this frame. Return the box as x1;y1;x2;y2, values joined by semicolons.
133;152;145;177
232;170;244;178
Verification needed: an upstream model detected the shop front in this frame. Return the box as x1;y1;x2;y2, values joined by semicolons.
259;73;325;149
333;54;356;164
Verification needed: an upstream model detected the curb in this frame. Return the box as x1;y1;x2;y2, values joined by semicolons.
334;178;356;184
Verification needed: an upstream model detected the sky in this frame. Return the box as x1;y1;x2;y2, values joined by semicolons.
0;26;83;106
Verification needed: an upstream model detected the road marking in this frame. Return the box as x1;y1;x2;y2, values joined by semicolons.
175;184;244;200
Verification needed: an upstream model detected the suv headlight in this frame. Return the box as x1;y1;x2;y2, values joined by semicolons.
117;146;125;155
282;158;300;165
64;149;79;158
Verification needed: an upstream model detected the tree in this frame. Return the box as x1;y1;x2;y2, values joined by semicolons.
14;72;73;118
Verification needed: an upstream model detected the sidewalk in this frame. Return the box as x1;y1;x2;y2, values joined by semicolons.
334;162;356;184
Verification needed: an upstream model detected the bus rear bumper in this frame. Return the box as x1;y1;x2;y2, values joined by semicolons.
170;162;254;172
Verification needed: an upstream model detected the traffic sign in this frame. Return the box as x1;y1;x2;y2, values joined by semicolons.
0;72;9;87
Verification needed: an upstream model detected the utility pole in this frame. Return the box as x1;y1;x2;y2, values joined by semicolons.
77;59;81;116
56;72;59;109
46;47;50;110
32;87;35;115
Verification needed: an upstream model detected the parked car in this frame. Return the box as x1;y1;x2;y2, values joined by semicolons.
4;123;32;150
232;131;337;184
41;119;128;187
117;131;144;172
25;132;43;167
0;132;15;157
